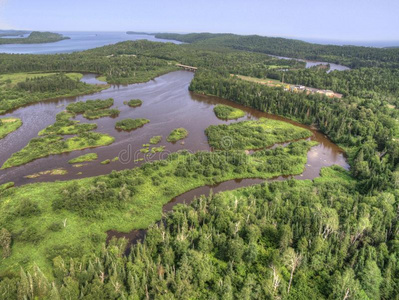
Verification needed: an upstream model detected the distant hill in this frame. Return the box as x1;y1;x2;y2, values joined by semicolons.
154;32;399;68
0;30;30;37
126;31;154;35
0;31;69;45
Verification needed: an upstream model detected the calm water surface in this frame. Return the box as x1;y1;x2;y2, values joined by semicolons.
271;55;350;72
0;70;350;246
0;71;348;187
0;32;181;54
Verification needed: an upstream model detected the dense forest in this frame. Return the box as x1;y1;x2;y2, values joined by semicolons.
0;37;398;299
155;32;399;68
190;70;399;192
0;73;105;113
0;31;69;45
1;166;399;299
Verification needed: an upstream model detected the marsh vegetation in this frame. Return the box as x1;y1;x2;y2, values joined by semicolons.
0;117;22;139
167;128;188;142
115;118;150;131
213;104;245;119
206;118;312;150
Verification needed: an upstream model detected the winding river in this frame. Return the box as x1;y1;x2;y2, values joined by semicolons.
0;71;348;186
270;55;351;72
0;70;349;246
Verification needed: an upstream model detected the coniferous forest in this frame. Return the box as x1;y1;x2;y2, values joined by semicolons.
0;33;398;299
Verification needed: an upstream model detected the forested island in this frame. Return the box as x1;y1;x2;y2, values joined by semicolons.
0;31;69;45
0;32;398;299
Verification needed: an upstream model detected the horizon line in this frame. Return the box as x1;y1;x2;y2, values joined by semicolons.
3;28;399;44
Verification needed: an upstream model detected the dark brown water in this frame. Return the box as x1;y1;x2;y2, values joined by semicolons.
0;70;348;186
0;70;349;246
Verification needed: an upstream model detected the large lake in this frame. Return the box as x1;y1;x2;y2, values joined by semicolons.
0;31;181;54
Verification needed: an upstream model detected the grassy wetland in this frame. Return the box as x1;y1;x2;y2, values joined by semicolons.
167;127;189;142
115;118;150;131
213;104;245;119
3;36;395;298
0;139;316;274
0;73;107;114
206;118;312;150
0;117;22;139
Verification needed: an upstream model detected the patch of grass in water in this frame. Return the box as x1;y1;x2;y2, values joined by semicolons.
101;159;111;165
68;153;98;164
1;132;114;169
206;118;312;150
149;135;162;144
213;104;245;120
0;117;22;139
115;118;150;131
24;168;68;179
167;128;188;142
124;99;143;107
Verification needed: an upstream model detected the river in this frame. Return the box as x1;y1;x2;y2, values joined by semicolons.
0;70;350;247
270;55;350;72
0;71;348;187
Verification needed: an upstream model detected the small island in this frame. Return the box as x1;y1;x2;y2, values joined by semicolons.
149;135;162;144
0;31;69;45
1;132;114;169
0;118;22;139
213;104;245;120
125;99;143;107
68;153;98;164
167;128;188;142
205;118;312;150
115;118;150;131
66;98;120;120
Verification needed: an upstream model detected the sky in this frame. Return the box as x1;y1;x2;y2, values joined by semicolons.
1;0;399;42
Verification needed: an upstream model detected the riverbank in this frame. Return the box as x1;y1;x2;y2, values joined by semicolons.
0;71;348;186
0;139;316;274
0;117;22;139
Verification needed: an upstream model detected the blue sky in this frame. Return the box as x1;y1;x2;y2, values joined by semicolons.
1;0;398;41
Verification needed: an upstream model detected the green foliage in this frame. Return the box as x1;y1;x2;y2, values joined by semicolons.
0;140;314;274
0;118;22;139
101;159;111;165
83;108;120;120
1;132;114;169
0;31;69;45
0;228;12;258
3;165;398;299
66;98;114;114
115;118;150;131
149;135;162;144
38;112;97;136
0;36;398;299
213;104;245;119
0;182;14;194
191;70;399;191
151;146;165;153
156;32;399;68
125;99;143;107
68;153;98;164
167;127;188;142
206;118;312;150
0;41;179;85
0;73;105;113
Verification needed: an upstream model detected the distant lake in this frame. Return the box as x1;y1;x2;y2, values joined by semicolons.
300;38;399;48
0;31;181;54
